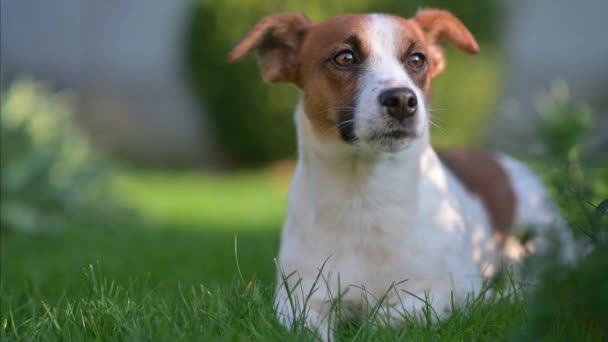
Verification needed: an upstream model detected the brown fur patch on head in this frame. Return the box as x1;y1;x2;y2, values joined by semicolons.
437;149;516;242
297;15;368;141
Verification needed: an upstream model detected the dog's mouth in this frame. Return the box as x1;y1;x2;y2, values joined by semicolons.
362;125;421;152
338;109;424;149
379;129;410;139
370;128;416;141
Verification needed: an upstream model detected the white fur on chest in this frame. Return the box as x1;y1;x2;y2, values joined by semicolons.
275;108;497;313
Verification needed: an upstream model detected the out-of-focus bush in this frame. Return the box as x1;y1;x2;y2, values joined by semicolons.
508;85;608;341
510;242;608;342
1;78;128;234
521;81;608;236
188;0;500;166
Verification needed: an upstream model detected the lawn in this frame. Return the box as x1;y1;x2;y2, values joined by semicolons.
2;168;606;341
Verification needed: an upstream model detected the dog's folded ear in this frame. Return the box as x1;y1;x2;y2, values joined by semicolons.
414;9;479;77
228;13;311;83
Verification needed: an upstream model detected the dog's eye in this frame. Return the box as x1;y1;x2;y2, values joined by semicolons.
406;53;426;70
333;50;357;67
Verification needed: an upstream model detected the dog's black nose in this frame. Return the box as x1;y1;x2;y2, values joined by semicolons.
378;87;418;120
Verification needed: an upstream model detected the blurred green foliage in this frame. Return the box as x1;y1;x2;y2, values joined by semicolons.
525;81;608;238
510;245;608;342
510;201;607;342
188;0;500;165
0;79;129;234
507;83;608;341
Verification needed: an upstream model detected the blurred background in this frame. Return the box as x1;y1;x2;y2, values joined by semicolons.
3;0;607;167
1;0;607;339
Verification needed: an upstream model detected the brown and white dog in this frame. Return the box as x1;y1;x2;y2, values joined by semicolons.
228;9;575;340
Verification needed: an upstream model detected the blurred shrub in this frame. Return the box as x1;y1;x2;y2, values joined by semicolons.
1;78;129;234
508;85;608;341
510;244;608;342
510;197;607;342
523;81;608;237
187;0;500;165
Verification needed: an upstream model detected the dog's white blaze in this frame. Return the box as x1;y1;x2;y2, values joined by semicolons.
355;14;428;149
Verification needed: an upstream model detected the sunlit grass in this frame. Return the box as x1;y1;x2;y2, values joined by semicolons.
115;169;288;231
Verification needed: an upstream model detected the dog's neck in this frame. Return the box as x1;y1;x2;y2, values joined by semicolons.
294;102;435;203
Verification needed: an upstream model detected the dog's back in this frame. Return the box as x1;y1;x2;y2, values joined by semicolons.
438;149;575;264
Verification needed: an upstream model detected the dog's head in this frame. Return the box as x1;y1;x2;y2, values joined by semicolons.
228;9;478;153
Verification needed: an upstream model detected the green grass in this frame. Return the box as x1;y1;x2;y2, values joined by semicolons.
114;170;287;230
1;169;605;341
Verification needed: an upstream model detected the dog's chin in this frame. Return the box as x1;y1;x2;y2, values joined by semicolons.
361;129;420;153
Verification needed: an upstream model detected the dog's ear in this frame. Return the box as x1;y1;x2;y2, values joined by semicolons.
227;13;311;83
414;9;479;77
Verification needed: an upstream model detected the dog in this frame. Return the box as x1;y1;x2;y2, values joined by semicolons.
228;9;575;340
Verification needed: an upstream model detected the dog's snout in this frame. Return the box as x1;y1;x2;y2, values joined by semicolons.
378;87;418;120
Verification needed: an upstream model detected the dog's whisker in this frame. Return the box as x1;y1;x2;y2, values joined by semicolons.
429;119;445;133
335;119;356;129
427;107;447;112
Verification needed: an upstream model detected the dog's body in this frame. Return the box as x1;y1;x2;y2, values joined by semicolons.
229;10;574;339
